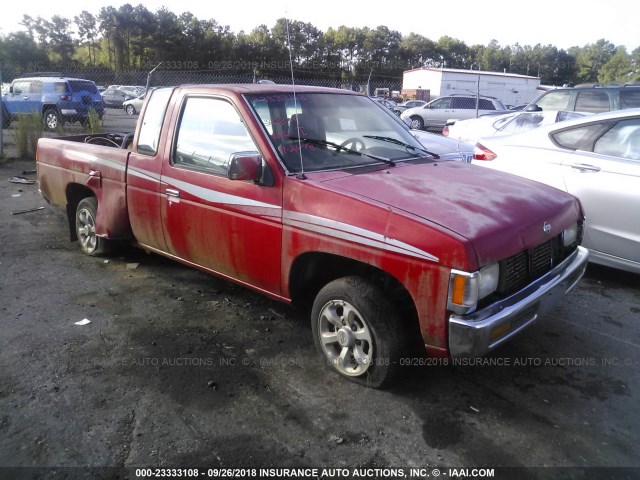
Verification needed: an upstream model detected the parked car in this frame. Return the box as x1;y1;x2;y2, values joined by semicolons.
118;85;146;97
122;93;146;115
526;84;640;114
1;76;104;130
443;110;585;143
400;94;506;131
372;97;396;111
411;129;474;162
472;108;640;274
393;99;427;116
101;89;135;108
36;84;588;388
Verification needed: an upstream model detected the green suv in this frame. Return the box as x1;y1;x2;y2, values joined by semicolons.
526;84;640;114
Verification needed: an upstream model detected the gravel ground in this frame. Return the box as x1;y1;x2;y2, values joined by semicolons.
0;123;639;480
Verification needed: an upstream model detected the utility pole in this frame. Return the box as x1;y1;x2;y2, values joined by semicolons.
476;74;480;118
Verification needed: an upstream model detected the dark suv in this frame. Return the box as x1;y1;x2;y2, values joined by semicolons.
1;76;104;130
526;84;640;114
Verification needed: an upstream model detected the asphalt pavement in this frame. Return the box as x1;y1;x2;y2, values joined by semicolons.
0;119;638;479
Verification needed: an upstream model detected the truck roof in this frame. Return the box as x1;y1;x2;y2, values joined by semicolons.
175;84;362;95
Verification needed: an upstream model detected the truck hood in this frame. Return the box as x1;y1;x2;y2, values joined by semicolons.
317;160;582;266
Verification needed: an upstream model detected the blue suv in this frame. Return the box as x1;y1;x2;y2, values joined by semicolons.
1;76;104;130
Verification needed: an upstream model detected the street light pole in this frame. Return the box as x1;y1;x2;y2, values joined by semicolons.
146;62;163;92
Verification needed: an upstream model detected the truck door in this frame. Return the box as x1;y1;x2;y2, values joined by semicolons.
126;88;174;252
160;95;283;295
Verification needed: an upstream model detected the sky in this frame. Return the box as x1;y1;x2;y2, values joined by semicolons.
0;0;638;51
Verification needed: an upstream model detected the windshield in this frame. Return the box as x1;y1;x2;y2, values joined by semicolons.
246;92;433;173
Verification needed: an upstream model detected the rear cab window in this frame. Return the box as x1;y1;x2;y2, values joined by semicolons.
137;88;174;155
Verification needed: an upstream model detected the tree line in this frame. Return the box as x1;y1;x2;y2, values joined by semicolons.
1;3;639;87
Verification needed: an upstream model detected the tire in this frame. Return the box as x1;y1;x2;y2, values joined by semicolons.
125;104;136;116
311;276;404;389
43;109;61;131
76;197;107;256
409;116;424;130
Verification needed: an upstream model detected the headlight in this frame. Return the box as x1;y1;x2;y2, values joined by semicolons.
447;262;499;315
562;222;578;246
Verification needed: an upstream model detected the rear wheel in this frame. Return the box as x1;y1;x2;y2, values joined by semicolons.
76;197;107;256
409;116;424;130
311;276;404;388
43;109;61;131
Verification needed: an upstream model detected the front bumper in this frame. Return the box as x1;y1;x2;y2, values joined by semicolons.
448;246;589;357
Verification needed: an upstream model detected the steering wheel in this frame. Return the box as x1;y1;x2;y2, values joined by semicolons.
339;137;365;152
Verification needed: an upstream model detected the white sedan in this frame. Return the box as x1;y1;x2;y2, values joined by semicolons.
472;108;640;274
444;110;585;143
123;93;146;115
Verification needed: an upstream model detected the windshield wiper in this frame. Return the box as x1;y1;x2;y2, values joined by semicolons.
289;136;396;167
363;135;440;159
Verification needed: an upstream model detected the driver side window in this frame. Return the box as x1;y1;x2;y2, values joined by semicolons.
173;97;258;177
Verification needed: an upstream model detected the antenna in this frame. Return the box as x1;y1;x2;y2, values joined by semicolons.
285;17;306;180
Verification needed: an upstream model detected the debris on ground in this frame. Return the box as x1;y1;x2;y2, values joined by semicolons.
74;318;91;326
11;206;45;215
9;176;35;185
126;263;140;270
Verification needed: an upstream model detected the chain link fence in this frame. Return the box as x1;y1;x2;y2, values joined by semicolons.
0;67;403;159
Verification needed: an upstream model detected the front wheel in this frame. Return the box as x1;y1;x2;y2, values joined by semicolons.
76;197;107;256
311;276;404;388
409;116;424;130
125;104;136;116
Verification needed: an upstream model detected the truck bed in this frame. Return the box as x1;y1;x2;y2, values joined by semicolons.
37;132;135;239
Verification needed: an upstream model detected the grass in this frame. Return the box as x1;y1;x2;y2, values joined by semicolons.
6;109;103;159
87;108;102;134
14;111;43;159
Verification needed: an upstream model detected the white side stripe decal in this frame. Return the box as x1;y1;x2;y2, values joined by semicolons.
164;176;281;210
126;167;437;262
284;211;439;262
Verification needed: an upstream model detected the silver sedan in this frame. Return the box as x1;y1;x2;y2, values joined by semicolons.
471;108;640;274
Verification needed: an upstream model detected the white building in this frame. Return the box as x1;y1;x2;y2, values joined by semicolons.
402;68;542;107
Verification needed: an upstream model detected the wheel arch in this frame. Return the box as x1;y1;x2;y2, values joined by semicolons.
288;251;419;325
66;184;96;241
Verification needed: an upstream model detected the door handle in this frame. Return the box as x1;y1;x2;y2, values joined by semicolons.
571;163;601;172
165;188;180;198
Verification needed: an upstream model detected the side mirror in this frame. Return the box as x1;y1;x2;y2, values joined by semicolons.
525;104;542;112
227;152;262;181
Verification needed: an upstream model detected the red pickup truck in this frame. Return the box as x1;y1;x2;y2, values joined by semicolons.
36;84;589;388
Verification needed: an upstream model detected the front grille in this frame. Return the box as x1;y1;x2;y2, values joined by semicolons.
497;234;575;298
502;250;529;293
531;240;553;279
